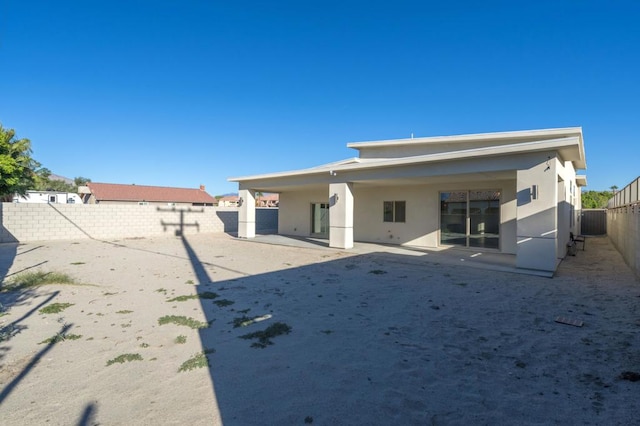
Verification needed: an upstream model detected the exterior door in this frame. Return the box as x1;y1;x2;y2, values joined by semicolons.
440;191;467;246
311;203;329;237
440;190;500;249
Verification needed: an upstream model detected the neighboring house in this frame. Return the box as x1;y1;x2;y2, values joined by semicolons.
256;193;279;207
216;193;279;207
216;195;240;207
13;190;83;204
81;183;217;206
229;127;587;274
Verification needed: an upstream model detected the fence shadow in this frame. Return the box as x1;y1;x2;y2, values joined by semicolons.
0;242;18;285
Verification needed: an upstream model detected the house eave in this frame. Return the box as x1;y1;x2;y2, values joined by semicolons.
229;136;586;183
347;127;584;149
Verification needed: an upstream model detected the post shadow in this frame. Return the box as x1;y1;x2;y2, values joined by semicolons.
76;402;98;426
157;207;221;284
0;323;73;404
158;206;202;237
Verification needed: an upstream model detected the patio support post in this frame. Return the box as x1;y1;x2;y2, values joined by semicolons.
238;188;256;239
515;156;558;272
329;182;354;249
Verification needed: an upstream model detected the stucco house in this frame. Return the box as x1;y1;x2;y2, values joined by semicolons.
229;127;587;274
80;183;217;207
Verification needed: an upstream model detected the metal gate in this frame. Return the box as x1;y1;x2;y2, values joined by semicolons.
580;209;607;235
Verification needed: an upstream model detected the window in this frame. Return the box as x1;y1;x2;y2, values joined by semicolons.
383;201;406;223
440;190;500;249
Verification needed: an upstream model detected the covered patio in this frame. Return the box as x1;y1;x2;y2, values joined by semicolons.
240;233;554;277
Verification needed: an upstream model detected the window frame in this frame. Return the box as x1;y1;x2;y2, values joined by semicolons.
383;200;406;223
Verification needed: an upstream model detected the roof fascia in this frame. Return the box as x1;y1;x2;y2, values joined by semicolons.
229;136;583;183
347;127;583;150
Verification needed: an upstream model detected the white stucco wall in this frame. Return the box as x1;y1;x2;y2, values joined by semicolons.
353;180;516;252
515;155;561;271
277;180;517;253
353;185;435;246
356;139;533;159
278;189;328;236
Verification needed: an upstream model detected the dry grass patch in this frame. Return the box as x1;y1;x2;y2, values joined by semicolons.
39;332;82;345
39;303;74;315
106;353;143;366
158;315;210;329
166;291;219;302
179;349;215;372
2;271;78;292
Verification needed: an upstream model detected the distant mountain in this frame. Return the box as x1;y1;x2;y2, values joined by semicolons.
49;173;74;184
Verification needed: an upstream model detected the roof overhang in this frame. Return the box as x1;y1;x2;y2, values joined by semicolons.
229;135;586;184
347;127;584;150
576;175;588;187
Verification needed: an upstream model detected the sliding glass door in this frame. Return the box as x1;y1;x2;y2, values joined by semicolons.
311;203;329;237
440;191;467;246
440;190;500;249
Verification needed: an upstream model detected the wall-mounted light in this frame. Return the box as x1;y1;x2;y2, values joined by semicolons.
238;197;244;207
333;193;339;202
544;156;551;172
531;185;539;200
329;170;337;176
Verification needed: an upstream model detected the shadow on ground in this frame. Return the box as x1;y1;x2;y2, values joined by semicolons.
177;234;639;425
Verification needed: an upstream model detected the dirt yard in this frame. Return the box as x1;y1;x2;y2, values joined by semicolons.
0;234;638;425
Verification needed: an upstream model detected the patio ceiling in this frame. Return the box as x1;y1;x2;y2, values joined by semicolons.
240;169;516;194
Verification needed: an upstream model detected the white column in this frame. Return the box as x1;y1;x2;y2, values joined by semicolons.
238;188;256;239
515;157;558;272
329;182;354;249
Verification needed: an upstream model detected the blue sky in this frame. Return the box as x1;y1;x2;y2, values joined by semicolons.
1;1;638;195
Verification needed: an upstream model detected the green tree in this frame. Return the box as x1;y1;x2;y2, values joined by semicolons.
581;190;613;208
74;176;91;186
33;174;91;192
0;124;40;200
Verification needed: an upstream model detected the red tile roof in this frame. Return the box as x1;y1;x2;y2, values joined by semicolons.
257;193;279;201
87;183;217;204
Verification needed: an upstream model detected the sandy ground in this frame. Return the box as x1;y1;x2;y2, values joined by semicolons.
0;233;638;425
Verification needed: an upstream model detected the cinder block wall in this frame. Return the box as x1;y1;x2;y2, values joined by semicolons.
0;203;278;243
607;206;640;277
